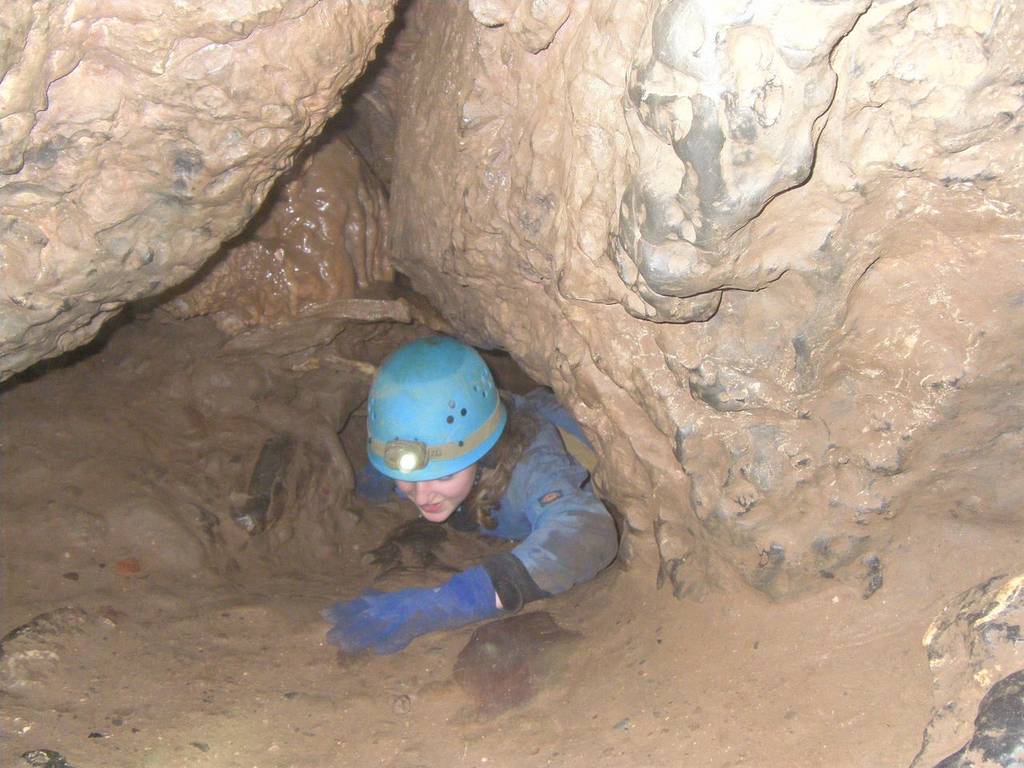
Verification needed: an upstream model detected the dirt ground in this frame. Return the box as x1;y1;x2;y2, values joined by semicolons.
2;314;1020;768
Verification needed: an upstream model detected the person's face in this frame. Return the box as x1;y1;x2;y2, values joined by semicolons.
394;464;477;523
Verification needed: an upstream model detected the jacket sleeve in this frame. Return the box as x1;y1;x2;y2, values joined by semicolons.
354;463;396;503
483;423;618;612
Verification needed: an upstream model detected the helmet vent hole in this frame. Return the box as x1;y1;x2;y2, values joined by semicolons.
446;415;454;424
449;400;456;408
458;440;464;447
460;408;467;416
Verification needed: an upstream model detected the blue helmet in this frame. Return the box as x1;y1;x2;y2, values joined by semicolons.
367;336;508;481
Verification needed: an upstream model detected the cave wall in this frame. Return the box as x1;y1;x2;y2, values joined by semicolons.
165;131;392;334
2;0;1022;602
387;0;1024;597
0;0;396;379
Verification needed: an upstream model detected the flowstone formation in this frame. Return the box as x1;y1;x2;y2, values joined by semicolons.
616;0;869;323
387;0;1024;602
0;0;396;380
165;131;393;333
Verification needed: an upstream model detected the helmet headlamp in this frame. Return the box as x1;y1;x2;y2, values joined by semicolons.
370;401;505;480
383;440;429;474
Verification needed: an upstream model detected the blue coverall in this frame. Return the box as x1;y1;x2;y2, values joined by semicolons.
356;389;619;612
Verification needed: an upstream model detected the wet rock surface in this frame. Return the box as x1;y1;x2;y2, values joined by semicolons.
0;0;396;380
454;611;580;716
913;575;1024;767
387;0;1024;600
932;670;1024;768
166;133;394;334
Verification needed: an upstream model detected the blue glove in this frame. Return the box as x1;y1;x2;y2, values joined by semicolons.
323;566;499;654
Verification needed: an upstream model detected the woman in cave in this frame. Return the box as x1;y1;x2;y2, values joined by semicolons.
322;335;619;655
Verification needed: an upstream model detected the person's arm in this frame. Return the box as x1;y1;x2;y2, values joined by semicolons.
323;565;499;654
328;419;616;652
482;424;618;613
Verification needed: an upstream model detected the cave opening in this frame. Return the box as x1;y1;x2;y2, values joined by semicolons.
3;2;1024;767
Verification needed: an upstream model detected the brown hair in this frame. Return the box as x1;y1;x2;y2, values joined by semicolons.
463;396;539;530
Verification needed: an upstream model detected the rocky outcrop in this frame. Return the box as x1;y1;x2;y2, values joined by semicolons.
0;0;396;380
913;575;1024;767
615;0;868;322
165;133;392;333
388;0;1024;598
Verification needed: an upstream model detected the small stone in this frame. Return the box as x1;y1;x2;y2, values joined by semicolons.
98;606;124;626
862;554;884;599
392;694;412;715
613;718;632;731
61;572;79;581
933;669;1024;766
115;558;141;576
22;750;75;768
232;436;296;535
190;741;210;753
454;612;579;716
87;732;107;739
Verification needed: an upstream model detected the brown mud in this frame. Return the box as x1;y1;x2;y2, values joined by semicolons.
2;315;1021;768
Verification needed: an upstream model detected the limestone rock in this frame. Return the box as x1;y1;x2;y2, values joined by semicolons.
615;0;869;322
0;0;396;380
333;16;418;187
0;608;92;700
388;0;1024;597
468;0;571;53
912;575;1024;767
166;133;393;334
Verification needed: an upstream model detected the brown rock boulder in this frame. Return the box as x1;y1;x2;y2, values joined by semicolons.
0;0;396;379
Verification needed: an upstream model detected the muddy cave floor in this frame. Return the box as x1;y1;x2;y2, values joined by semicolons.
0;315;1015;768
